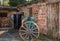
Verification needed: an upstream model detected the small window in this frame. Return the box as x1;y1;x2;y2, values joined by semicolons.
0;12;7;17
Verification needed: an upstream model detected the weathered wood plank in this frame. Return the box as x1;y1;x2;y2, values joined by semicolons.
59;2;60;39
47;3;59;38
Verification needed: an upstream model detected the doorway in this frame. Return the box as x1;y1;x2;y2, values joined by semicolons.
12;13;24;29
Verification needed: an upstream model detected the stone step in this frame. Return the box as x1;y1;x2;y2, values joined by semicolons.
0;30;8;35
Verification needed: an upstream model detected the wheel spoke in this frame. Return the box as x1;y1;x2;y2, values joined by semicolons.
26;35;29;39
25;24;28;28
32;33;36;37
28;22;34;29
24;34;28;38
22;34;27;39
20;30;26;32
30;34;33;39
33;32;38;34
29;23;31;29
23;27;27;30
21;27;27;30
33;27;37;30
22;33;26;36
31;24;34;30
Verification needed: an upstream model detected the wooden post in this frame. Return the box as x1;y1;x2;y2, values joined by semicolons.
47;3;59;38
59;2;60;39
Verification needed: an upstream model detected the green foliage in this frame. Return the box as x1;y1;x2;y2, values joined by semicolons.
26;0;37;4
9;0;37;7
9;0;18;7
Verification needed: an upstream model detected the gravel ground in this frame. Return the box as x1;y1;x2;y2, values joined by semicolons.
0;29;59;41
0;29;23;41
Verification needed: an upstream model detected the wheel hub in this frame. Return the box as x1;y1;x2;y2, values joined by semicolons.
27;29;32;35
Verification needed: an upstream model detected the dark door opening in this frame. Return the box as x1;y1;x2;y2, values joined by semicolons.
13;13;24;29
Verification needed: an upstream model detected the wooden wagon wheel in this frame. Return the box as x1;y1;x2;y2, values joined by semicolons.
19;21;39;41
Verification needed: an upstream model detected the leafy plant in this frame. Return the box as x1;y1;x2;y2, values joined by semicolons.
9;0;37;7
